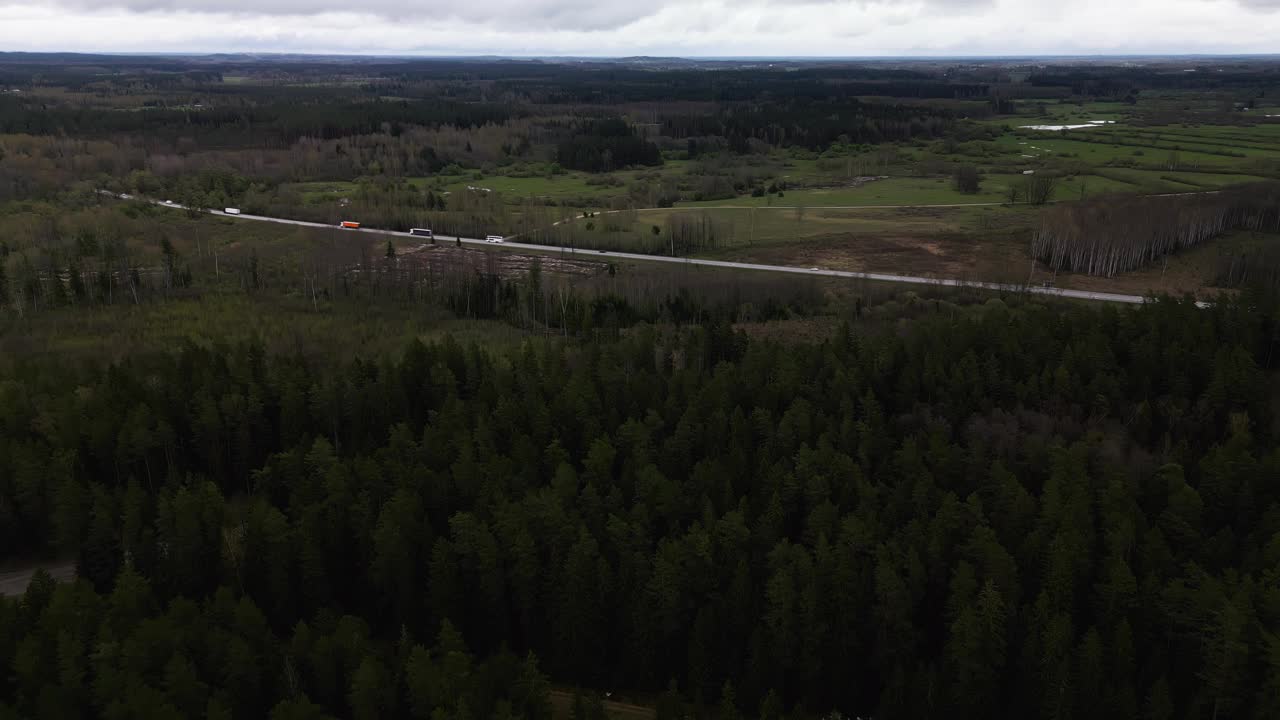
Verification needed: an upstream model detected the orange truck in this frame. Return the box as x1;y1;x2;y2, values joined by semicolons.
339;220;360;229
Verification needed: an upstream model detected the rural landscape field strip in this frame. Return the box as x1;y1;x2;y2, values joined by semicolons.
136;195;1149;305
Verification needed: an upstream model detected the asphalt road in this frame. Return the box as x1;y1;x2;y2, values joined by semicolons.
131;196;1149;305
0;562;75;597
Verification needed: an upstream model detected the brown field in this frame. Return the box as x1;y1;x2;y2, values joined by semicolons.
678;210;1277;300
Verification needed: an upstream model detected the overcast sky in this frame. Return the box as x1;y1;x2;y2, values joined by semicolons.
1;0;1278;56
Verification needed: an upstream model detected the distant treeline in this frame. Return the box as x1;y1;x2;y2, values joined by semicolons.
490;67;989;104
555;118;662;172
663;99;954;151
0;96;520;144
1028;66;1280;95
1032;183;1280;277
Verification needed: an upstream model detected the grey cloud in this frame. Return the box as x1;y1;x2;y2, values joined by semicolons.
749;0;995;9
51;0;670;31
45;0;995;32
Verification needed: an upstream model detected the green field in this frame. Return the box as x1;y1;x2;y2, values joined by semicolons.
287;164;686;209
646;205;982;240
1000;133;1235;168
1115;128;1280;156
434;173;628;203
288;180;359;203
680;177;999;207
281;112;1276;217
1088;168;1272;193
269;94;1279;302
549;203;1033;282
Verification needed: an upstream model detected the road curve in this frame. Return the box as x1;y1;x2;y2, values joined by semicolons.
119;195;1149;305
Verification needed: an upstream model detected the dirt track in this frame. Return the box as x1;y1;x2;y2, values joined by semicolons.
549;689;655;720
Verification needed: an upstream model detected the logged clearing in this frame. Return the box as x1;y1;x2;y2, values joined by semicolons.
618;205;1034;283
701;229;1028;283
392;242;608;279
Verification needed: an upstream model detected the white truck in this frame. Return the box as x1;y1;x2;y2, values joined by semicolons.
224;207;242;215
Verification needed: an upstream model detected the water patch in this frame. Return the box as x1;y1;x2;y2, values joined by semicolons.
1020;120;1116;131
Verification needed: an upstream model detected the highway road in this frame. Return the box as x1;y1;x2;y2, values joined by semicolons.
125;195;1150;305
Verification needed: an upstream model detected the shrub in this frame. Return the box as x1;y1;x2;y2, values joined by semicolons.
953;165;982;194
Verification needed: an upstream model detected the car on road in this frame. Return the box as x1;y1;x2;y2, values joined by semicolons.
340;221;361;229
409;228;433;238
485;235;505;243
810;267;820;271
224;207;241;215
164;200;175;205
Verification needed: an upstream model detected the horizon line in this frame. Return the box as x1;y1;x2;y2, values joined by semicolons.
4;50;1280;61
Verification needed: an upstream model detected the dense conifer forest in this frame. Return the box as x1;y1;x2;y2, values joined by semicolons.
3;291;1280;719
